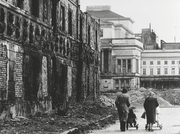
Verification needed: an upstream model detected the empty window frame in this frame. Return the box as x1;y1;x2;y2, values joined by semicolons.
17;0;24;9
88;25;91;45
31;0;39;17
60;5;65;31
80;15;83;41
68;9;72;36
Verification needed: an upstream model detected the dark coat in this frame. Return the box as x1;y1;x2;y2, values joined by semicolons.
143;96;159;124
115;93;130;122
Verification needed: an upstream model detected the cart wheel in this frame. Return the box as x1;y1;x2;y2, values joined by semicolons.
136;126;138;130
145;124;148;130
159;125;163;130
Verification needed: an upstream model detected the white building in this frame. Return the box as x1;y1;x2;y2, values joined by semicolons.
87;5;143;90
87;5;180;91
141;50;180;89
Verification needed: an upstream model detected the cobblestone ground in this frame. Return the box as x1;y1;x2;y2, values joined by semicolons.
90;107;180;134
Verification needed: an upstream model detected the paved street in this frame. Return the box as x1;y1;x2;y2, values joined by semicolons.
89;107;180;134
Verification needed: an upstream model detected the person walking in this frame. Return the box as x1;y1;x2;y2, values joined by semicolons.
143;92;159;131
115;88;130;131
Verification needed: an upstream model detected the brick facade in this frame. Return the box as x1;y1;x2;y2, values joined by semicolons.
0;0;100;117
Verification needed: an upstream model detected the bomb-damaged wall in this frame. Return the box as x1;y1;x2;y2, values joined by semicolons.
78;12;100;101
0;0;100;118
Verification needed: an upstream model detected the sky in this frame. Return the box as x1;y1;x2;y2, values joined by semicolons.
80;0;180;44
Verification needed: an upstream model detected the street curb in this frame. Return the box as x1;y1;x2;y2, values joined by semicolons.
61;115;116;134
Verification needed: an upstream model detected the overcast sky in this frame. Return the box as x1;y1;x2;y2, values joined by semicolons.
80;0;180;44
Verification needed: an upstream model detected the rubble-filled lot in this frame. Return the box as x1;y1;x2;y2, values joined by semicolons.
1;87;180;134
153;88;180;105
0;96;117;134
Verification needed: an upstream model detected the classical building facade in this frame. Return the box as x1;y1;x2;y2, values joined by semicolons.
141;50;180;89
87;5;180;91
87;6;143;90
0;0;100;117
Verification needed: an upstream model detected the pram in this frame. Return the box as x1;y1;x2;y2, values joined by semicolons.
127;106;138;130
145;107;163;130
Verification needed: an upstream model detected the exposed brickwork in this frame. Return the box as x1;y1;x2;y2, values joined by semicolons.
15;46;23;98
0;43;8;101
0;0;100;117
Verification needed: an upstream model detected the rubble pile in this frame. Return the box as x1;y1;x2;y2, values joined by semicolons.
102;87;173;108
0;95;117;134
153;88;180;105
129;88;172;108
99;95;115;107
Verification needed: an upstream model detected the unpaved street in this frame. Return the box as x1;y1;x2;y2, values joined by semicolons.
90;107;180;134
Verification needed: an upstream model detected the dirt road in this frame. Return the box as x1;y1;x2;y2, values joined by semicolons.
89;107;180;134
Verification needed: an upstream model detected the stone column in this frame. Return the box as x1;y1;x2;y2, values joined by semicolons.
115;59;117;73
108;49;111;73
101;50;104;73
132;58;136;73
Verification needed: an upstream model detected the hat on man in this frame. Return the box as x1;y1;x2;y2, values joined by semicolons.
122;88;127;93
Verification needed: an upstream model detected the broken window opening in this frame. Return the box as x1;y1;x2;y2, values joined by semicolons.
17;0;24;9
31;0;39;17
68;9;72;36
31;56;41;100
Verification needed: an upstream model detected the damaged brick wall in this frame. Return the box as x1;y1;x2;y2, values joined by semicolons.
0;0;100;117
0;43;8;112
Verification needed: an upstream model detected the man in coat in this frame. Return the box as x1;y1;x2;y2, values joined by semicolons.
143;92;159;131
115;88;130;131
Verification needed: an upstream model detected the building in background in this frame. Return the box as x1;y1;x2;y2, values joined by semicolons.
161;40;180;49
135;26;159;50
87;5;143;90
0;0;100;117
87;5;180;91
141;50;180;89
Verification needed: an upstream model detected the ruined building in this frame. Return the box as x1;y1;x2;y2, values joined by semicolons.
0;0;100;117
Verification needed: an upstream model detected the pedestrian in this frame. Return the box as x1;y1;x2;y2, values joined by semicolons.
143;92;159;131
115;88;130;131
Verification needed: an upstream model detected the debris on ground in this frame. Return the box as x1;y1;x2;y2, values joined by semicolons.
1;87;180;133
102;87;173;108
0;95;117;134
153;88;180;105
128;87;172;108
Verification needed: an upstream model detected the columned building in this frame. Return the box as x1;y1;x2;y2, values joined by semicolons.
100;38;143;90
87;5;143;90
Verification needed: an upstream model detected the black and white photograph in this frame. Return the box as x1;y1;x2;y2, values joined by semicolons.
0;0;180;133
